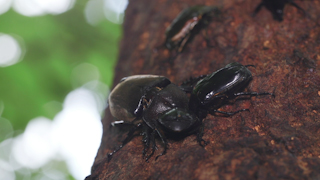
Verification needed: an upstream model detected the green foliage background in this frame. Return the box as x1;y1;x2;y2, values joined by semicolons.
0;1;121;179
0;2;120;131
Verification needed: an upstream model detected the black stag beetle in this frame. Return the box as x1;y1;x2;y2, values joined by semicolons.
107;75;204;161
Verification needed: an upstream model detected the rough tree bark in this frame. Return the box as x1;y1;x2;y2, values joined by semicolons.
87;0;320;179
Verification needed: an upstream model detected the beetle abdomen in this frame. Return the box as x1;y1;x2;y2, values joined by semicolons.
192;62;252;106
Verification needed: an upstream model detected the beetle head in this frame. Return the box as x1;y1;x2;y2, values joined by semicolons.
158;108;199;133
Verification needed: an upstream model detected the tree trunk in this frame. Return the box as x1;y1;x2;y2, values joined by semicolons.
87;0;320;179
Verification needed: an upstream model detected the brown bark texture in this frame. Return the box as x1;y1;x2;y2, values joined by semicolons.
87;0;320;179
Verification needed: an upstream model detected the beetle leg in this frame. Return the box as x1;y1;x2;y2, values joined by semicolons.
233;91;275;98
110;118;140;127
178;33;191;53
180;75;208;92
288;1;305;15
110;118;142;129
110;120;126;127
212;109;249;116
145;130;157;162
196;123;208;147
107;122;143;162
154;128;168;160
289;1;319;26
142;125;151;157
252;2;264;17
109;120;127;129
245;64;255;68
179;85;193;93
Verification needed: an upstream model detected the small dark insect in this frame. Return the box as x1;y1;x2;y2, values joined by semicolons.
182;62;274;119
107;75;204;161
253;0;305;21
165;5;220;52
292;49;316;68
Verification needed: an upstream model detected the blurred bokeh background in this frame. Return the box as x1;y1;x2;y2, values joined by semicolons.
0;0;127;179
